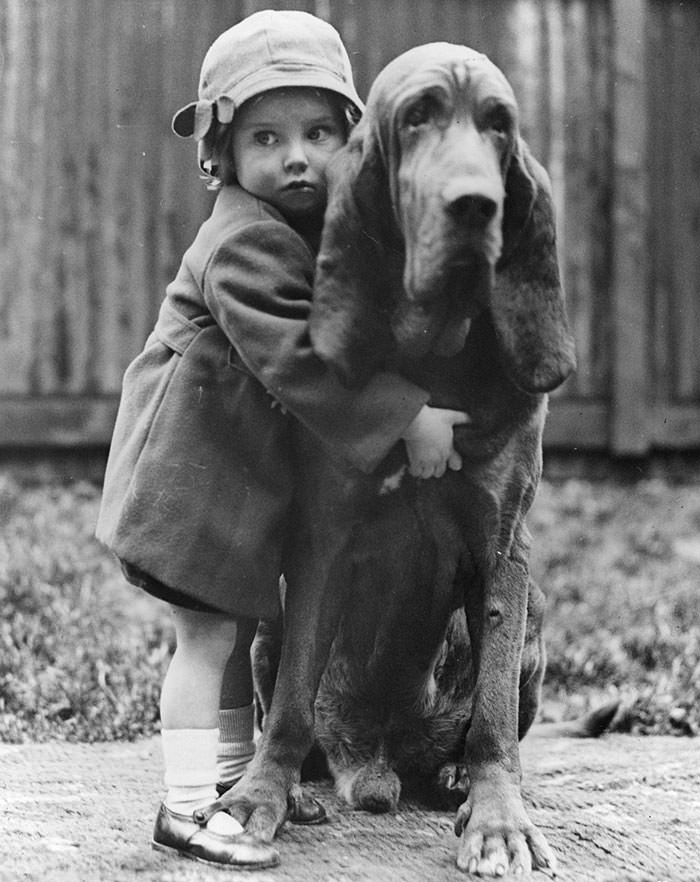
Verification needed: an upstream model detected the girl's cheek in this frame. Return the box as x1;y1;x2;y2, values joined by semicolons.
326;138;346;155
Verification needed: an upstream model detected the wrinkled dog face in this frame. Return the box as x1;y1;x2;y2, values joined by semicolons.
384;54;519;356
312;43;574;392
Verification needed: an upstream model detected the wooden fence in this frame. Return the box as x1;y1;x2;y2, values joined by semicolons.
0;0;698;455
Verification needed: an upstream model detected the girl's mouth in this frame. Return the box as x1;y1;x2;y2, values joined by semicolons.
284;180;314;191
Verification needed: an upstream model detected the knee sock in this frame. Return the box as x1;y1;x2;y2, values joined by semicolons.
217;703;256;789
161;728;243;835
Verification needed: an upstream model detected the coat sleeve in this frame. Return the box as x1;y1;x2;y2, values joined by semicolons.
202;220;429;474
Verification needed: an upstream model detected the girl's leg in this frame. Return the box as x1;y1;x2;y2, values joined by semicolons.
153;605;279;868
160;606;243;835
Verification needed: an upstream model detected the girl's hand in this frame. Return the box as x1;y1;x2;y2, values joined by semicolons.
401;405;470;478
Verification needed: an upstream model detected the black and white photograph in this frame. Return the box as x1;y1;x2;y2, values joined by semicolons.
1;2;699;880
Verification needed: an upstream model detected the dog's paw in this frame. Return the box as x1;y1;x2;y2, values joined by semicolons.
454;781;556;877
217;767;292;842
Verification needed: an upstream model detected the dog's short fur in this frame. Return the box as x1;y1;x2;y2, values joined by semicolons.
222;44;576;876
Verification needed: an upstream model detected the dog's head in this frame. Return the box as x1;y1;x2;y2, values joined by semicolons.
311;43;576;393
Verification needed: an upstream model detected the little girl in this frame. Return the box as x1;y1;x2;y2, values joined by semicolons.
97;9;467;869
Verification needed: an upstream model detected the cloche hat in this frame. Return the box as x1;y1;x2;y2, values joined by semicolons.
172;9;363;170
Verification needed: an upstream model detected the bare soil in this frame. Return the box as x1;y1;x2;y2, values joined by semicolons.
2;728;698;882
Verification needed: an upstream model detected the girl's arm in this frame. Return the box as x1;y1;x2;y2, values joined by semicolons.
203;221;466;475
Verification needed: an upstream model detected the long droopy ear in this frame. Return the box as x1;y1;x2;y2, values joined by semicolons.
490;139;576;393
310;122;396;387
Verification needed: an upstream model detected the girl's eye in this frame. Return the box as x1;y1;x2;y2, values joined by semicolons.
254;131;277;146
308;126;332;142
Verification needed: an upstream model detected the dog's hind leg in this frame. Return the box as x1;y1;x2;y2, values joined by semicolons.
517;578;547;740
519;580;620;740
251;613;283;725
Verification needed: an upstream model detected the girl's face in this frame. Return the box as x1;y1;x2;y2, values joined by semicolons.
231;88;346;222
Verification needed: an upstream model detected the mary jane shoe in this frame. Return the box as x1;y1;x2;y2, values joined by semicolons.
151;802;280;869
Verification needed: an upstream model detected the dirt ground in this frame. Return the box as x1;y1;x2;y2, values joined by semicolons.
2;728;698;882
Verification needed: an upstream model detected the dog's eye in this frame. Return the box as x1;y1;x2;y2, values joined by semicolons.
482;104;511;138
404;98;434;128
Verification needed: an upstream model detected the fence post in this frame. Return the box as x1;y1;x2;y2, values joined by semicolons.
610;0;650;454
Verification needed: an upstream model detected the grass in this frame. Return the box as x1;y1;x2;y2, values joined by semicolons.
0;473;171;742
531;477;700;735
1;467;699;743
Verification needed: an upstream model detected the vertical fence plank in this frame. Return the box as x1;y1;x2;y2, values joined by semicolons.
505;1;547;158
588;0;615;401
0;0;45;394
647;3;673;404
668;3;700;400
558;0;590;399
610;0;650;453
556;0;613;400
544;0;567;361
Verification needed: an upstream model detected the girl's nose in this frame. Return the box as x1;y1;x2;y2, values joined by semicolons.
284;140;309;174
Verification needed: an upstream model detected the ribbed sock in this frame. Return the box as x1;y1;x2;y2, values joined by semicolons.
161;727;243;835
217;703;256;788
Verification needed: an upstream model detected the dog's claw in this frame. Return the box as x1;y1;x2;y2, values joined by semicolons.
454;802;470;837
287;784;328;825
437;761;470;809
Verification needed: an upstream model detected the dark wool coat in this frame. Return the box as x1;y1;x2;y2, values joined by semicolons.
96;186;428;619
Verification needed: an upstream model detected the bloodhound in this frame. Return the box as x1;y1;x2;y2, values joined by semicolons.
218;44;581;876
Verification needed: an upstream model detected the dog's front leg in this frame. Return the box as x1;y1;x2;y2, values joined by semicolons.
456;553;556;877
215;467;356;843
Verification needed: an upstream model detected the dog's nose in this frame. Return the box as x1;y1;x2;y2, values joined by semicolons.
446;193;498;225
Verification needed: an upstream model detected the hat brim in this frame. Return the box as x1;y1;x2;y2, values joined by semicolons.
172;72;364;140
231;69;364;118
172;102;197;137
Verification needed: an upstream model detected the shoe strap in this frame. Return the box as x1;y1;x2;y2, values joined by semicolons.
192;798;227;826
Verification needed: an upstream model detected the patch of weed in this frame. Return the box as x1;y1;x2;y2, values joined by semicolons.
0;474;171;742
531;478;700;735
